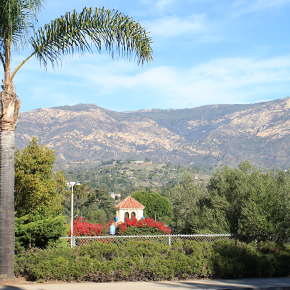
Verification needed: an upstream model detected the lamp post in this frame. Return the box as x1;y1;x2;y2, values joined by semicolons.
66;181;81;247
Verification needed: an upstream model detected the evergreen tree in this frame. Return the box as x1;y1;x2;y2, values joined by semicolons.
170;173;227;234
207;161;290;241
78;185;115;222
131;191;173;221
15;137;65;220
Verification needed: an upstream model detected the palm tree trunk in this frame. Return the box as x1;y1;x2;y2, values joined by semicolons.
0;131;15;279
0;82;21;279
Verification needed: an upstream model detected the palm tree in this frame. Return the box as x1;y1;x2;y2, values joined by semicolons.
0;0;152;278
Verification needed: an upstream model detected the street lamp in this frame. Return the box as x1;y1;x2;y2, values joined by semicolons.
66;181;81;247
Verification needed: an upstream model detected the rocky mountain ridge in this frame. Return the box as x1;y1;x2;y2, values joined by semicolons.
16;97;290;169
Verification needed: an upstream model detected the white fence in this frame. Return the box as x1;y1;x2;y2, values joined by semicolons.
60;234;232;248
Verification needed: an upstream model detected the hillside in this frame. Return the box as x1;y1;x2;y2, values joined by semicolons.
62;160;210;195
16;97;290;169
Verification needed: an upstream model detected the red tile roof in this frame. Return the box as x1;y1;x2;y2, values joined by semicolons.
114;196;145;209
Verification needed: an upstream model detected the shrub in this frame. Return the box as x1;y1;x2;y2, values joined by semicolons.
68;217;108;236
15;240;290;282
116;217;171;235
211;240;258;278
211;240;290;278
15;215;67;253
69;217;171;236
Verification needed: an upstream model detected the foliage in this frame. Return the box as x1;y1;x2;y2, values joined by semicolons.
68;217;109;236
62;181;116;224
1;2;153;82
15;215;67;253
0;0;43;50
14;137;66;219
62;182;94;222
15;240;290;282
93;186;116;221
63;160;290;239
131;191;173;221
68;217;170;236
170;173;228;234
62;160;207;195
86;209;107;225
72;183;94;212
29;7;152;69
207;161;290;241
116;217;171;235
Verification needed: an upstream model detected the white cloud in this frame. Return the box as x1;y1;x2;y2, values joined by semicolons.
167;56;290;107
233;0;290;15
146;14;208;38
53;54;290;109
139;0;175;12
14;52;290;112
156;0;174;11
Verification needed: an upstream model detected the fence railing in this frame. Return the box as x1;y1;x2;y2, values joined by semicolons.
60;234;232;248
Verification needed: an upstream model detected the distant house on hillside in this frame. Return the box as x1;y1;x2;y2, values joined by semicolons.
114;196;145;222
109;192;121;200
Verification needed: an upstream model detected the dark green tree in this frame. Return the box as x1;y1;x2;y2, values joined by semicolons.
15;215;67;253
131;191;173;221
73;183;94;215
95;187;115;222
78;185;115;222
15;137;65;220
170;173;227;234
207;161;290;241
86;209;107;224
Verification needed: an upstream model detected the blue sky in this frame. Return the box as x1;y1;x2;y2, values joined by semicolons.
11;0;290;112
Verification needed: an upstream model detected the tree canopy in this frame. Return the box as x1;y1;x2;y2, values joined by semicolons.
169;173;227;234
131;191;173;221
62;183;116;224
3;4;153;82
14;137;66;220
207;161;290;241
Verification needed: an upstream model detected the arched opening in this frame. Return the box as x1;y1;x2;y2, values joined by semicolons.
125;212;129;219
131;212;136;218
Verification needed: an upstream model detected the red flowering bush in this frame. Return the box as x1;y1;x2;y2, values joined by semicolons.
69;217;171;236
68;217;109;236
117;217;171;235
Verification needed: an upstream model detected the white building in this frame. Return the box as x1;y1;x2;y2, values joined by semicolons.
109;192;121;200
114;196;145;222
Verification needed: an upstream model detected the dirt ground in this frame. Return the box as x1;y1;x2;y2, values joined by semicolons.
0;277;71;286
0;277;29;285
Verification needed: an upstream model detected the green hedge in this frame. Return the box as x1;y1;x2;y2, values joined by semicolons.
15;215;67;253
15;240;290;282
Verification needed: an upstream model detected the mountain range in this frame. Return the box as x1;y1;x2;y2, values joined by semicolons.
16;97;290;169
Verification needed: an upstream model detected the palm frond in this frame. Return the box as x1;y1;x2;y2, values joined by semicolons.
0;0;44;52
0;51;5;70
30;7;153;68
